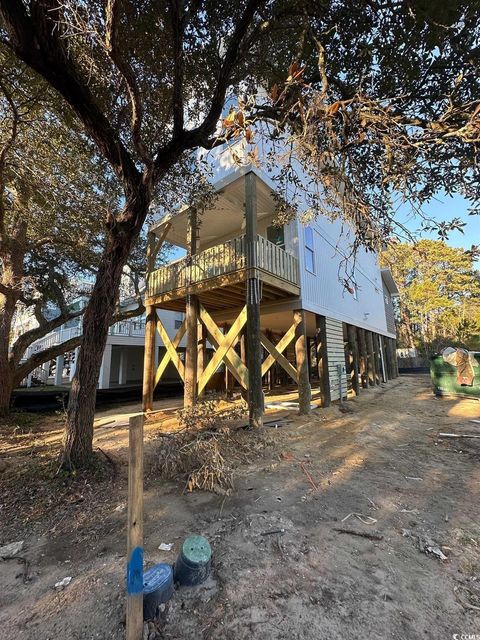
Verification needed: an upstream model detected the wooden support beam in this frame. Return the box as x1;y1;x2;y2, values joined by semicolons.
154;320;186;387
366;330;376;387
261;324;296;378
142;305;156;412
372;333;381;384
245;171;263;428
379;336;387;382
261;329;298;382
155;316;185;381
315;314;331;407
357;328;368;389
184;208;199;408
392;338;399;377
347;324;360;396
199;305;248;390
198;307;248;394
197;320;207;397
126;414;144;640
383;336;392;380
294;309;311;415
223;324;234;397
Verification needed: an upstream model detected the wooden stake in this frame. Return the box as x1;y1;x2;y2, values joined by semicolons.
366;330;376;387
245;171;263;428
315;314;331;407
142;305;156;412
294;309;311;415
347;324;360;396
126;414;144;640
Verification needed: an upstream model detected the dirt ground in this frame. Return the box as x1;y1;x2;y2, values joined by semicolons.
1;374;479;640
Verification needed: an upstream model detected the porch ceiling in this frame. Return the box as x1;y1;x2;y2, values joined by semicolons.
151;172;277;250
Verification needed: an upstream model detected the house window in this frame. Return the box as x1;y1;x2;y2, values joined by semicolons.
304;226;315;273
267;224;285;249
174;319;183;329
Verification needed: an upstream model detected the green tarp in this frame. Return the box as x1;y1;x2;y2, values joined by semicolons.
430;352;480;398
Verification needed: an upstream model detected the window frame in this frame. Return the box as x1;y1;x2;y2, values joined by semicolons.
304;226;315;274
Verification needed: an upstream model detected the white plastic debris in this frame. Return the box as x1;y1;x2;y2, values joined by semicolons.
0;541;24;558
114;503;126;512
54;576;72;590
158;543;173;551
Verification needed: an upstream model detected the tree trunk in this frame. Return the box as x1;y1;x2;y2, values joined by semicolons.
0;229;26;415
61;193;150;468
0;356;14;416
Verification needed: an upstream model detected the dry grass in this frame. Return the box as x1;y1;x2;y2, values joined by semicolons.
155;400;274;494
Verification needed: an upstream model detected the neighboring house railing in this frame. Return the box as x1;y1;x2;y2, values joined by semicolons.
19;319;146;365
148;234;299;298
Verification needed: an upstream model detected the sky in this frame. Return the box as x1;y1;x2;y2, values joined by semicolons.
397;193;479;261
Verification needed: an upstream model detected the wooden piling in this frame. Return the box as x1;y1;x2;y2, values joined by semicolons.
126;414;144;640
294;309;311;414
347;324;360;396
366;330;376;387
315;314;331;407
357;328;368;389
184;207;198;407
245;172;263;428
142;305;156;412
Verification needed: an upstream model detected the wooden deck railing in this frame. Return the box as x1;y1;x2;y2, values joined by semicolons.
147;235;299;298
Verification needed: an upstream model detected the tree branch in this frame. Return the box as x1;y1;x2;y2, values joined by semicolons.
153;0;263;178
169;0;185;137
0;0;140;187
105;0;151;165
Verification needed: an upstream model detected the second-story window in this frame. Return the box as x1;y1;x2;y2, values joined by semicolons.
304;226;315;273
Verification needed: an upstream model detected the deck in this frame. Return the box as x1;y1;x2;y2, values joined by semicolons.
146;235;300;311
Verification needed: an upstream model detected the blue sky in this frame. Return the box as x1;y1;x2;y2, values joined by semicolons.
397;193;479;258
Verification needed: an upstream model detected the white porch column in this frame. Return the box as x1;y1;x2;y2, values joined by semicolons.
118;348;128;386
55;355;64;386
98;343;113;389
41;360;50;383
69;347;80;381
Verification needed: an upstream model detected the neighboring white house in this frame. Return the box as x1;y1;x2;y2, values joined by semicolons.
14;294;186;390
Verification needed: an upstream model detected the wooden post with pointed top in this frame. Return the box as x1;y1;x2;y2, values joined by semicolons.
126;414;144;640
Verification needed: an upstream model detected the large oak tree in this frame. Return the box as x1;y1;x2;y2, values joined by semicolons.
0;0;478;467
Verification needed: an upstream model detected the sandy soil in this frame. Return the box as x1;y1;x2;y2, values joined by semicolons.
1;374;479;640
